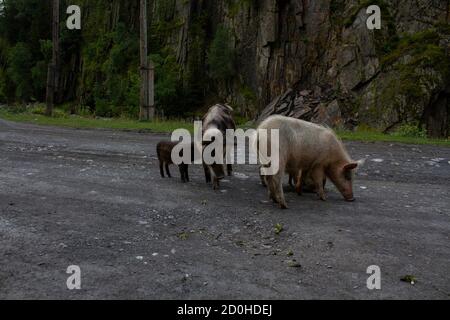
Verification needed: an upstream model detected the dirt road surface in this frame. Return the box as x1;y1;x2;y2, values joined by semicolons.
0;119;449;299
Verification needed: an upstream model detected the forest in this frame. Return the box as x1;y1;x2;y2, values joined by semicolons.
0;0;449;137
0;0;232;118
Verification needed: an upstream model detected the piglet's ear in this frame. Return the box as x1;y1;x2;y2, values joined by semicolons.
344;163;358;171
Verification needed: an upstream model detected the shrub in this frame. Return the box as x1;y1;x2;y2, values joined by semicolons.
207;26;235;81
31;60;48;96
151;52;183;117
0;68;8;102
392;123;427;138
7;43;34;101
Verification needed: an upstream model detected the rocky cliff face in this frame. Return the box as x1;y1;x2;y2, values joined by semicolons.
154;0;450;137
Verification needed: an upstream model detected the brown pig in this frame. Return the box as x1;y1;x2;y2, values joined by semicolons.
289;171;327;195
257;115;361;209
260;168;326;195
157;141;195;183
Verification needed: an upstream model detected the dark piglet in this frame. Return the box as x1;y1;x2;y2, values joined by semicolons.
157;141;195;183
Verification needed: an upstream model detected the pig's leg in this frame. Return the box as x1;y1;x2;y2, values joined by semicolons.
260;174;267;187
203;163;211;183
311;167;326;201
225;144;233;176
159;161;165;178
165;163;172;178
289;175;294;188
259;166;267;187
266;174;287;209
179;165;186;183
295;170;303;195
273;173;288;209
212;170;220;190
185;166;190;182
213;177;220;190
265;176;278;203
208;166;219;190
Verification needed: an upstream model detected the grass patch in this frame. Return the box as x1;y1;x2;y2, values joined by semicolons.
0;108;193;133
0;108;448;146
337;129;450;146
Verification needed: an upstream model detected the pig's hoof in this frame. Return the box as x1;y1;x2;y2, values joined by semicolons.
280;203;288;209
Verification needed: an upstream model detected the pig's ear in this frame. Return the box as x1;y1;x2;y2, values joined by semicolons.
344;162;358;171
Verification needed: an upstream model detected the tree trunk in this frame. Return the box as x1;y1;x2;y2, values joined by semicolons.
447;0;450;23
46;0;60;116
139;0;155;121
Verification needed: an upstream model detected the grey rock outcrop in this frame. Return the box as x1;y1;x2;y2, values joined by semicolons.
154;0;450;137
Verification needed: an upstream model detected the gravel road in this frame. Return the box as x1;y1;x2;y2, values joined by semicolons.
0;119;449;299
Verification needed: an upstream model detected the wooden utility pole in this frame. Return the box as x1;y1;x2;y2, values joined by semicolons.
46;0;60;116
139;0;155;121
139;0;149;121
139;0;154;121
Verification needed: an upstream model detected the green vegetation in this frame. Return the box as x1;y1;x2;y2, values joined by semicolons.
380;28;450;73
7;42;34;101
208;26;235;82
274;223;284;235
0;0;237;119
391;123;427;139
400;275;417;284
1;107;448;146
177;232;189;241
226;0;254;18
0;0;51;102
0;107;193;133
150;50;183;117
336;128;450;146
339;0;398;56
360;27;450;130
